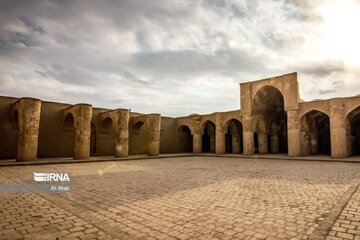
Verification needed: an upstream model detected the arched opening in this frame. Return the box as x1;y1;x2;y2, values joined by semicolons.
129;120;149;155
301;110;331;155
99;117;115;155
102;117;113;132
90;122;96;156
62;113;75;156
252;86;287;154
202;121;215;153
346;106;360;156
132;121;144;134
63;113;74;131
225;119;243;153
177;125;193;153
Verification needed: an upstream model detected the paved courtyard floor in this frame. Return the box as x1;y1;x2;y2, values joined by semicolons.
1;156;360;240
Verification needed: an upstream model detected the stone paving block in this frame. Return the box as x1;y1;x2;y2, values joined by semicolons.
1;157;360;239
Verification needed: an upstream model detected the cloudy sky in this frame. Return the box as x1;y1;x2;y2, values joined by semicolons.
0;0;359;116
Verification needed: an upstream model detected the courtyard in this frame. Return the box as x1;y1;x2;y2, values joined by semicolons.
1;156;360;240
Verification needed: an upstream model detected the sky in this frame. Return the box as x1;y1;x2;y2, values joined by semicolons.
0;0;360;117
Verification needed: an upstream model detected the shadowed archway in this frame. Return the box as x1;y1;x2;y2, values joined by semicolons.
346;106;360;156
90;122;96;156
99;117;115;155
202;121;215;153
225;119;243;153
61;113;75;156
252;86;287;154
177;125;193;153
129;120;149;155
301;110;331;155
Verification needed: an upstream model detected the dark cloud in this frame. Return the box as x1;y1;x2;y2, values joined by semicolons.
130;48;266;79
261;32;305;50
283;0;325;22
18;16;46;34
296;60;345;77
41;63;98;86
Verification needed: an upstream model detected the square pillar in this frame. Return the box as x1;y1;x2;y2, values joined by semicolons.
215;113;225;154
330;100;347;158
243;115;255;155
232;134;241;153
258;133;268;154
193;133;202;153
270;135;279;153
287;110;301;156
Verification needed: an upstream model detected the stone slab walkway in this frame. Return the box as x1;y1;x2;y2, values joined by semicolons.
1;156;360;239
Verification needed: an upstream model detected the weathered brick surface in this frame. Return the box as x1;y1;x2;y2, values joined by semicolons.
1;157;360;239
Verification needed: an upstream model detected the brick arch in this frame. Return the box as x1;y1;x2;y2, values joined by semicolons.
176;117;194;134
299;108;330;120
345;103;360;119
102;117;114;131
200;119;216;135
177;124;194;135
251;85;286;133
223;116;243;129
132;120;145;131
346;103;360;156
224;118;243;134
63;112;75;130
300;109;331;156
252;84;285;103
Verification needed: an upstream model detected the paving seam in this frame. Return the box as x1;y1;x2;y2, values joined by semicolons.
307;182;360;240
0;154;197;167
203;154;360;163
1;154;360;167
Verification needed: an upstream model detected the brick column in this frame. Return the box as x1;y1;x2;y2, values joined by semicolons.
301;118;311;155
330;100;347;158
287;110;301;156
74;104;92;159
115;109;129;157
215;113;225;154
243;115;254;155
16;98;41;161
310;126;319;154
258;133;268;154
193;132;202;153
148;114;161;156
270;134;279;153
232;134;241;153
192;116;202;153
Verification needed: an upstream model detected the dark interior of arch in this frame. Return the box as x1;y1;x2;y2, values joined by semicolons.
347;106;360;155
178;125;193;153
252;86;287;153
225;119;243;153
301;111;331;155
91;122;96;155
202;121;215;153
63;113;74;130
102;117;113;131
